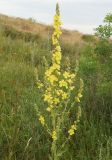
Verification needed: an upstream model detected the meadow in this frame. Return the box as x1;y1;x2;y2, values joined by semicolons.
0;11;112;160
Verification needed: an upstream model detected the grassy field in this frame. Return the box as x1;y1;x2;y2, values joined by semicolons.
0;14;112;160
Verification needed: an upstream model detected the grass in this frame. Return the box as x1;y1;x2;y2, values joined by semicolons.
0;14;112;160
0;14;83;44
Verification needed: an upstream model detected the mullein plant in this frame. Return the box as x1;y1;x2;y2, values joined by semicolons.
35;3;83;160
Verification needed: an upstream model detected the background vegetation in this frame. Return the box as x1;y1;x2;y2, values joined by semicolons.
0;14;112;160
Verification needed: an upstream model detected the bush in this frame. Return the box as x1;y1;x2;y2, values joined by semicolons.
95;40;112;57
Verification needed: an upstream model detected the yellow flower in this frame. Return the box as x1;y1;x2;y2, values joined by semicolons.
52;130;57;141
39;116;45;126
52;52;61;64
48;75;58;84
70;73;76;79
67;79;73;84
75;91;83;103
36;3;84;149
52;63;60;70
53;98;60;105
59;80;68;89
52;35;58;45
71;124;77;130
46;107;51;112
56;89;62;96
45;69;52;77
62;92;68;100
56;90;60;96
46;105;54;112
56;45;61;52
54;14;60;21
63;71;70;79
44;94;53;103
68;129;74;136
78;92;83;98
68;123;77;136
37;82;43;89
52;5;62;46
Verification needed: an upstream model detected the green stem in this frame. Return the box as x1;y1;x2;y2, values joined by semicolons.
51;110;58;160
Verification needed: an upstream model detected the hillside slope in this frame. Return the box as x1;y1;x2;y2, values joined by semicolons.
0;13;83;44
0;13;112;160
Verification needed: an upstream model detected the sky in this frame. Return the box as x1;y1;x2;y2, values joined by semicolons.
0;0;112;34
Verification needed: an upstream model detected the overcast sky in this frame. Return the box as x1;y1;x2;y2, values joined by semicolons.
0;0;112;34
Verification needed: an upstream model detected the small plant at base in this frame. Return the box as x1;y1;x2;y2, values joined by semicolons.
35;3;84;160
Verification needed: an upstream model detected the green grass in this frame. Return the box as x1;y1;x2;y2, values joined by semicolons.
0;22;112;160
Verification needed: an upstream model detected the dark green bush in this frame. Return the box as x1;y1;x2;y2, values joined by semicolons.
94;40;112;57
82;34;96;43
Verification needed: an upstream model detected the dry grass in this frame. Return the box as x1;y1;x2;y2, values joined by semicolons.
0;14;82;44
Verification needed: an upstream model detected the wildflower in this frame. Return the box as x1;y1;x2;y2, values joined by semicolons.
68;123;77;136
68;129;74;136
55;90;60;96
47;105;54;112
63;71;70;79
45;69;52;77
48;75;58;85
67;79;73;84
52;63;60;70
59;80;68;89
75;80;83;103
46;107;51;112
62;92;68;100
52;130;57;141
78;92;83;98
52;52;61;64
52;36;58;45
71;124;77;130
70;86;75;91
70;73;76;79
36;3;84;159
56;45;61;52
52;4;62;47
44;94;53;103
53;98;60;105
37;82;43;89
39;116;45;126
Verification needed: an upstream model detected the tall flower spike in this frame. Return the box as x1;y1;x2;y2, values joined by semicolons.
45;3;62;86
36;3;84;159
52;3;62;46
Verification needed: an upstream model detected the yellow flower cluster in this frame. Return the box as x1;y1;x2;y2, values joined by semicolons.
68;105;82;136
40;4;77;116
37;3;83;146
43;4;63;114
56;89;68;100
59;80;68;88
67;79;83;137
68;123;77;136
52;4;62;46
39;115;45;126
37;81;43;89
52;130;57;141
